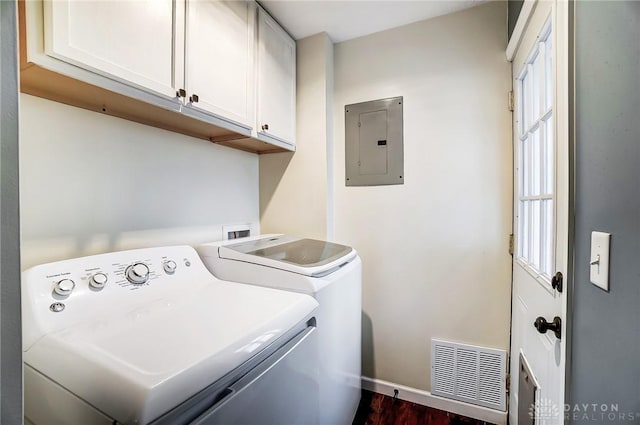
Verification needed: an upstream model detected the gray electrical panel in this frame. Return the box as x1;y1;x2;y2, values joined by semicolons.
345;96;403;186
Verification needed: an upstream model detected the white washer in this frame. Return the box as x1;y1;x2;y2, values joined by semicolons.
22;245;319;425
197;235;362;425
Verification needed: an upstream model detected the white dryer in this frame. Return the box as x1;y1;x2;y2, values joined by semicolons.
22;245;319;425
197;235;362;425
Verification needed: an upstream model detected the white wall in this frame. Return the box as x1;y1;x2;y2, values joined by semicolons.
333;1;512;391
20;94;259;269
260;33;333;239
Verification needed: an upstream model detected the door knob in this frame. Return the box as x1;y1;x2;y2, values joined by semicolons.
176;88;186;98
551;272;563;292
261;124;269;131
189;94;199;103
534;316;561;339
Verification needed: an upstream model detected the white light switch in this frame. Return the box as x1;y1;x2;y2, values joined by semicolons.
590;231;611;291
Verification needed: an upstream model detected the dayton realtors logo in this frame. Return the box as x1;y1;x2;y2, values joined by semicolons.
529;399;561;421
565;403;637;422
530;400;638;422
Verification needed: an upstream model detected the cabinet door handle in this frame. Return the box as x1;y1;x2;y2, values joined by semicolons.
176;88;186;98
261;124;269;131
189;94;199;103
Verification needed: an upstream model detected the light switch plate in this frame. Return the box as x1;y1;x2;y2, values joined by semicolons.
590;231;611;291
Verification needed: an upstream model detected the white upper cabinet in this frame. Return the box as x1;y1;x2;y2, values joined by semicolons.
184;0;256;129
44;0;184;99
24;0;296;153
256;7;296;148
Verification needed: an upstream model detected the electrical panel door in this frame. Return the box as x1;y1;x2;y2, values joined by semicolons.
345;97;403;186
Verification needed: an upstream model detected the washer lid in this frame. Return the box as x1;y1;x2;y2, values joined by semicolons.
23;281;317;425
219;236;356;277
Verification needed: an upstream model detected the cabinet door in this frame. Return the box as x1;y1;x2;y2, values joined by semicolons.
185;0;255;129
257;7;296;146
44;0;183;99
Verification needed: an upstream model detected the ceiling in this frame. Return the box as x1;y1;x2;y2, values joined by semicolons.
259;1;483;43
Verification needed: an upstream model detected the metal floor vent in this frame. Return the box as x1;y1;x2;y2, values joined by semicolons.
431;339;506;411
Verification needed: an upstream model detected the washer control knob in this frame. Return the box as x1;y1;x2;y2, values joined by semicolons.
163;260;177;275
126;263;150;285
90;272;108;289
54;279;75;296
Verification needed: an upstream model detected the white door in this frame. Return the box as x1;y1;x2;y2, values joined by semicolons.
44;0;183;99
256;7;296;146
184;0;256;128
509;1;569;424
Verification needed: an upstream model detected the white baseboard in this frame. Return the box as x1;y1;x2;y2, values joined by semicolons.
361;376;507;425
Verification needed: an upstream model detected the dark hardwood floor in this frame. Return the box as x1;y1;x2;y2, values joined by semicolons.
352;390;494;425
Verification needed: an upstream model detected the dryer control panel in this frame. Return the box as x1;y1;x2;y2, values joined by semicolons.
22;246;217;350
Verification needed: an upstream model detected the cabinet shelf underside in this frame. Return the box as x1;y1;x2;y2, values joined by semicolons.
20;64;288;155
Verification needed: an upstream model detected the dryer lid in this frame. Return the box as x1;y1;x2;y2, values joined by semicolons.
219;236;356;277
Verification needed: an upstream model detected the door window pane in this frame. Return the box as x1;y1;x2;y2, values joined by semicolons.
521;71;530;133
515;18;554;279
522;136;530;197
545;37;553;110
542;199;554;277
532;52;543;119
544;116;554;195
531;200;541;268
531;127;541;196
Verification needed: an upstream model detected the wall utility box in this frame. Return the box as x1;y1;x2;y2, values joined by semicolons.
345;96;404;186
